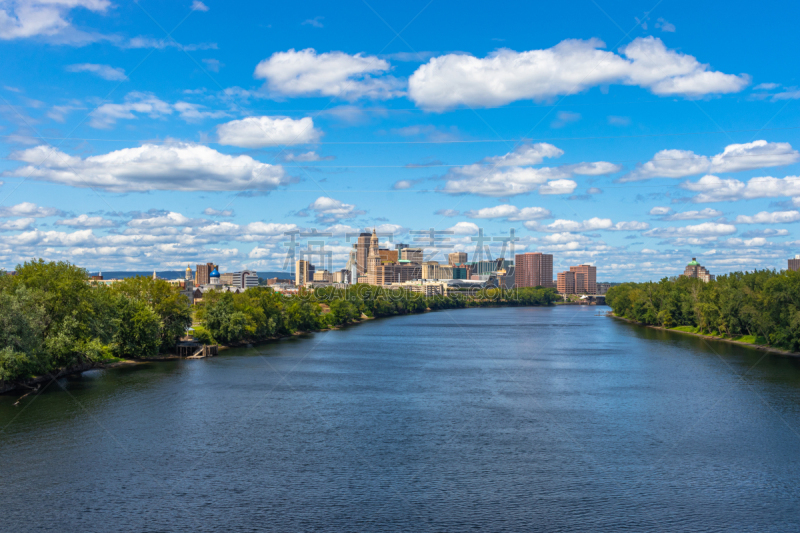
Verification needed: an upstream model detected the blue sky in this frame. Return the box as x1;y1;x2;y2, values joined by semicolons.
1;0;799;280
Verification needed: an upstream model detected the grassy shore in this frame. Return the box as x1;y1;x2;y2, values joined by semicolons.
609;313;800;358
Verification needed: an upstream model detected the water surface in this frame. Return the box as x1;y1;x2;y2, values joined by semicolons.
2;306;800;532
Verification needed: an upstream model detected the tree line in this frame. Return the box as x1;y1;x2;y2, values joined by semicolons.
0;260;192;384
606;269;800;351
193;284;558;345
0;260;558;385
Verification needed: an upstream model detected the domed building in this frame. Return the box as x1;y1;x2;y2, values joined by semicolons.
209;266;221;285
682;257;715;282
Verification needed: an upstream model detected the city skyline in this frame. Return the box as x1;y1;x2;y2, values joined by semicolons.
2;1;800;281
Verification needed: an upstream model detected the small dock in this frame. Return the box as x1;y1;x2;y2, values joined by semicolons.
176;335;218;358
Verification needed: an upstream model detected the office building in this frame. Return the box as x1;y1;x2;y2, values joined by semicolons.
683;258;715;282
421;261;453;280
557;271;576;294
295;259;315;286
313;270;331;282
448;252;468;266
514;252;554;288
195;262;217;286
570;265;596;294
355;232;372;277
789;255;800;272
365;228;423;285
227;270;259;290
400;247;424;263
379;249;399;264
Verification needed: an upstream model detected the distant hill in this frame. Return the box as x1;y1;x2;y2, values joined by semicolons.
90;271;293;280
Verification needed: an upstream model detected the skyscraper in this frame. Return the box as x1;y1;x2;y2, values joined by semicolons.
367;228;381;285
569;265;597;294
514;252;554;288
355;232;371;277
789;255;800;271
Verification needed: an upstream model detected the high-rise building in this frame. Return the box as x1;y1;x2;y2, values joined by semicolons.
514;252;554;288
195;262;217;286
367;228;381;285
421;262;454;280
682;258;714;282
221;270;259;289
789;255;800;271
569;265;597;294
296;259;315;286
448;252;468;266
379;249;399;263
355;232;372;277
313;270;331;282
400;248;424;263
557;271;575;294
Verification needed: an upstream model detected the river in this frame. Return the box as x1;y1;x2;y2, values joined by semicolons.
2;305;800;532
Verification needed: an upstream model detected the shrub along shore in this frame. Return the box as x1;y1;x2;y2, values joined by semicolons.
1;260;558;394
605;269;800;356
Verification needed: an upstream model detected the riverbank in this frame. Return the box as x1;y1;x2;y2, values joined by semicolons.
609;313;800;359
0;315;383;396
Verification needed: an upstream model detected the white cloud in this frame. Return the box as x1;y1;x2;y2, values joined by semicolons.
608;221;650;231
89;93;230;127
173;101;229;122
89;92;172;128
393;180;414;190
527;217;613;232
302;16;323;28
65;63;127;81
568;161;622;175
408;37;748;110
254;48;404;100
683;175;800;202
0;218;35;231
551;111;581;128
202;58;221;72
0;202;61;217
710;140;799;173
56;214;115;227
621;140;798;182
644;222;737;238
484;143;563;167
655;18;676;32
539;179;578;195
0;0;110;42
446;221;480;235
191;1;209;11
283;151;332;162
464;204;552;221
203;207;234;217
324;224;360;235
9;143;289;192
242;221;299;235
735;210;800;224
722;237;768;247
653;207;723;220
441;144;616;197
754;82;780;91
306;197;364;223
217;116;321;147
434;209;459;217
442;165;569;196
128;212;203;228
124;37;217;51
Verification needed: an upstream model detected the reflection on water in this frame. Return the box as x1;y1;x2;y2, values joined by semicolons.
2;306;800;532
